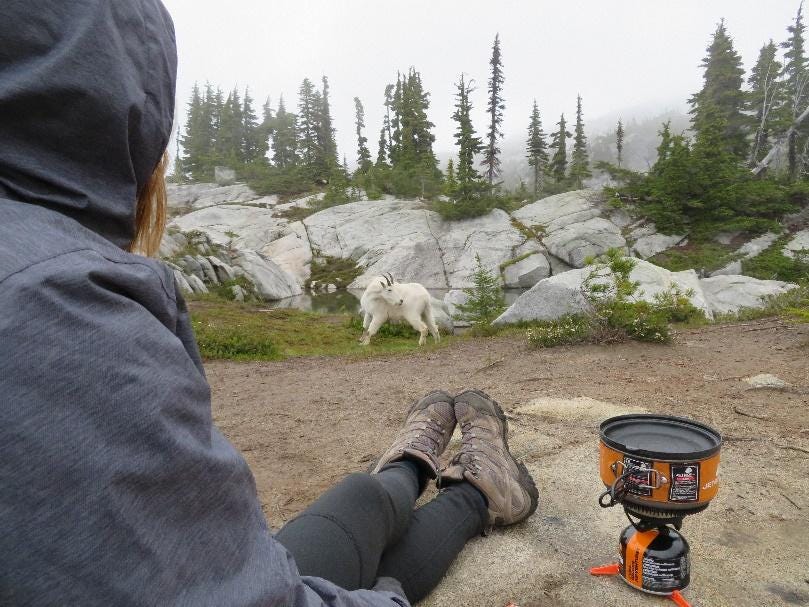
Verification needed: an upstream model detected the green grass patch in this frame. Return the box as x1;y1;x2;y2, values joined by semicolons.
190;302;455;360
649;241;738;273
741;236;809;283
309;256;363;287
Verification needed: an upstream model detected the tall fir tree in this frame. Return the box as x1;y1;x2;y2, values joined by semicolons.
271;95;298;169
451;74;484;199
317;75;338;168
525;100;548;198
389;74;403;165
353;97;372;172
688;20;748;159
444;158;458;196
569;94;592;187
747;41;783;167
180;83;208;180
297;78;319;174
652;121;673;175
215;88;244;167
781;3;808;179
482;33;505;185
549;113;571;183
616;119;625;168
382;83;394;162
241;87;263;163
376;127;389;167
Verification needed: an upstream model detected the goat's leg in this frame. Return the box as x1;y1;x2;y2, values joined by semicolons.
360;314;386;346
404;311;429;346
424;309;440;343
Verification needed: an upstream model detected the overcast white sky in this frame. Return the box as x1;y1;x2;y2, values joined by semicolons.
161;0;803;164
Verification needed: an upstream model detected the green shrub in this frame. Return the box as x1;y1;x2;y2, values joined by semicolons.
454;254;506;328
600;300;671;343
651;286;705;323
526;315;592;347
309;256;362;287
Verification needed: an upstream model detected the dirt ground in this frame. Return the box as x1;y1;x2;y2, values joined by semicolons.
207;319;809;607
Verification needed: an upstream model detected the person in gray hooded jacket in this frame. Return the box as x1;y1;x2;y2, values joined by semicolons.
0;2;539;606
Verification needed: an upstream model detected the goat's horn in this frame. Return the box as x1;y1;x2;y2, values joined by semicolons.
385;272;394;285
379;280;386;288
383;273;392;286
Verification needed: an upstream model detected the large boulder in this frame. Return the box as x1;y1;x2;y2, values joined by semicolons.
443;289;471;327
303;199;533;289
166;183;266;210
513;191;628;268
632;233;687;259
159;231;187;258
699;275;798;315
231;250;302;300
783;229;809;259
512;190;602;231
493;268;591;325
541;217;628;267
259;221;313;285
170;203;289;251
502;252;551;287
494;259;714;325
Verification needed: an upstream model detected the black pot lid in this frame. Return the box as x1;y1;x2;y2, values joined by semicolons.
600;414;722;460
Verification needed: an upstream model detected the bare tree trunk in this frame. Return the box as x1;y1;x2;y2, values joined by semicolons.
751;103;809;175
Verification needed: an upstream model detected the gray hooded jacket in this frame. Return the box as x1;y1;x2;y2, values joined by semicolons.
0;2;406;606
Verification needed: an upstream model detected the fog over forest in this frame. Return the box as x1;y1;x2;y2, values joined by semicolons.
163;0;800;178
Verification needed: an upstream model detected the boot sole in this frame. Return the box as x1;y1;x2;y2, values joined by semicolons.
456;389;540;522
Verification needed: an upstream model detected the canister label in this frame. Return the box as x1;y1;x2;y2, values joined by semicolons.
669;463;700;502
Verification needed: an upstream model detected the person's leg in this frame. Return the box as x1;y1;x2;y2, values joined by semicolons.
274;461;422;590
377;482;488;604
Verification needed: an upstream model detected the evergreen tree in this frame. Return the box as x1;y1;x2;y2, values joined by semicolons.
652;121;673;174
383;83;395;162
444;158;458;196
215;88;244;167
689;20;748;159
354;97;372;172
451;74;484;199
781;4;808;179
455;254;506;328
747;41;782;167
180;83;208;180
482;33;505;185
297;78;319;173
241;87;263;163
317;75;338;168
271;95;298;169
616;119;625;168
376;126;389;167
569;94;592;187
389;75;403;165
526;100;548;198
549;114;571;183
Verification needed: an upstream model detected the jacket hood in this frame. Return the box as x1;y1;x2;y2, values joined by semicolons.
0;0;177;249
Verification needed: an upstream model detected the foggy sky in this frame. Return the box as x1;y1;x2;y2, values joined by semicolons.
161;0;803;165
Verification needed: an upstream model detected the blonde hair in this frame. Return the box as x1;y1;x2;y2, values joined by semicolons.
129;152;168;257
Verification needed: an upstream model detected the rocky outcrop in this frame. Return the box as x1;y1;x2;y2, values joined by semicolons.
632;233;687;259
513;191;628;267
783;229;809;259
494;259;715;325
711;232;779;276
163;183;805;305
699;275;797;315
302;200;529;289
167;182;272;210
231;250;302;300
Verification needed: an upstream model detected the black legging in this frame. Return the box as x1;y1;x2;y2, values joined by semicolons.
275;461;487;603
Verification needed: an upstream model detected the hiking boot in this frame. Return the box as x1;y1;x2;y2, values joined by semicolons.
442;389;539;527
371;390;456;481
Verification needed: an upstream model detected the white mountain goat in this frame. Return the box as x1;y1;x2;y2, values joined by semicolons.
359;273;440;346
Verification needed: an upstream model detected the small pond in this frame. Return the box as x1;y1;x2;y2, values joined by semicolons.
263;288;528;314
